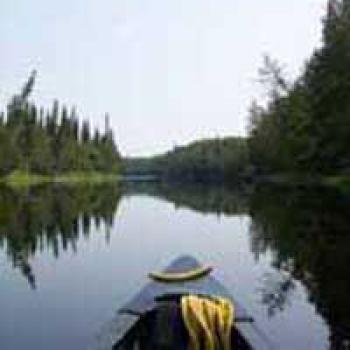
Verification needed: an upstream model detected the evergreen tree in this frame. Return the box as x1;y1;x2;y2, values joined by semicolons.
249;0;350;175
0;72;121;176
81;120;91;144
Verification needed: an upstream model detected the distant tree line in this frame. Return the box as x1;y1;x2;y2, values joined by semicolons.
125;2;350;184
248;0;350;176
124;137;250;183
0;71;121;176
4;1;348;182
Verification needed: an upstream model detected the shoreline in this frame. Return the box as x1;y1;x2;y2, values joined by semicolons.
0;171;120;187
125;173;350;192
1;171;349;191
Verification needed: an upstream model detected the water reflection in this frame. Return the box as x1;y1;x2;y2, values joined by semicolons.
249;186;350;349
122;181;249;216
0;182;349;349
258;270;295;318
123;182;350;347
124;182;350;348
0;184;121;289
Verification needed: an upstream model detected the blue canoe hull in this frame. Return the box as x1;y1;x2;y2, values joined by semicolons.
93;256;274;350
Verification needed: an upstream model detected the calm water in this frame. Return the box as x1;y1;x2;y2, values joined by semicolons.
0;182;349;349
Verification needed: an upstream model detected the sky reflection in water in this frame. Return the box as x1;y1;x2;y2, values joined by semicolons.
0;182;349;350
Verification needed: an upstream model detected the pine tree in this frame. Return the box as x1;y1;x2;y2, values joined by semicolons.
0;71;121;176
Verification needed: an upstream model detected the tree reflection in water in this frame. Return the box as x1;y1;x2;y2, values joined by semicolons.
124;182;350;348
0;182;349;348
249;185;350;349
0;184;121;289
258;270;295;317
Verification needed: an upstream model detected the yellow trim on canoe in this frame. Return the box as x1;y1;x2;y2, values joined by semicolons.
148;266;213;283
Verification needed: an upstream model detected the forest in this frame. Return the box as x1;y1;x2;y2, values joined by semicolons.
126;0;350;185
248;0;350;177
0;71;121;179
124;137;249;182
2;0;349;185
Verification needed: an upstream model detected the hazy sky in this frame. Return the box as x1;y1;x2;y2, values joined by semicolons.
0;0;326;156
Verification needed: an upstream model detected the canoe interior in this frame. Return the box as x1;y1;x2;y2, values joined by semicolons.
113;305;253;350
94;256;274;350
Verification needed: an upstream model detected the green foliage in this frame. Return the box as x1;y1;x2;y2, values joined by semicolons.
0;171;120;187
0;73;121;176
124;137;249;183
249;0;350;175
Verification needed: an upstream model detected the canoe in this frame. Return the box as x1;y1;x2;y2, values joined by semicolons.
93;256;274;350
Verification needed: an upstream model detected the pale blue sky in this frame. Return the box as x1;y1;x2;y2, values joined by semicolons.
0;0;326;156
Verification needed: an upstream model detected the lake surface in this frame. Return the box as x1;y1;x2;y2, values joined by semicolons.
0;182;349;349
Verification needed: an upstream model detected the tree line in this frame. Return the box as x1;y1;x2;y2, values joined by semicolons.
248;0;350;176
124;137;250;183
0;71;121;176
126;1;350;184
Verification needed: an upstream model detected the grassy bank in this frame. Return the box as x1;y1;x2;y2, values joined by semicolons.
0;171;120;187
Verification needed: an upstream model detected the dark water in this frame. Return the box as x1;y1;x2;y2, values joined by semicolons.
0;182;349;350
